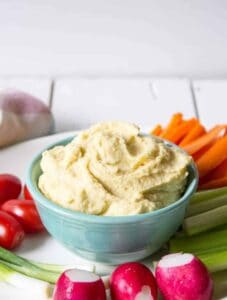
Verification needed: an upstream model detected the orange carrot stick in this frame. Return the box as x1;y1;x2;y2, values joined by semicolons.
196;135;227;178
204;159;227;181
199;177;227;190
182;125;226;155
165;118;198;144
192;143;214;162
160;113;183;139
179;123;206;146
150;124;163;136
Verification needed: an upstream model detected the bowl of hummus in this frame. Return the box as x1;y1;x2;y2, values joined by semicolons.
27;122;198;263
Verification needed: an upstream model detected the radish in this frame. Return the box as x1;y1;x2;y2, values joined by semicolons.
155;253;213;300
110;262;157;300
53;268;106;300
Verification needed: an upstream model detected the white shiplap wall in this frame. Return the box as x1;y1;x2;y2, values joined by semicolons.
52;78;195;131
192;80;227;127
0;78;52;106
0;77;226;131
1;1;227;78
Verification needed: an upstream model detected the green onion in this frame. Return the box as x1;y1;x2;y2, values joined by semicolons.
29;259;115;276
0;282;52;300
169;227;227;255
0;247;59;283
187;187;227;217
30;259;116;276
0;259;59;283
30;261;94;273
183;205;227;235
0;261;52;298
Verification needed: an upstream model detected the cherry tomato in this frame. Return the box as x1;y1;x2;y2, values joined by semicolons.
0;174;21;204
0;211;25;249
2;200;45;233
23;185;33;200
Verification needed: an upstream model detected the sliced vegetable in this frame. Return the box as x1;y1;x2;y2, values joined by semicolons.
179;122;206;146
31;261;95;274
30;260;115;276
165;118;198;144
0;262;53;298
192;143;214;162
196;135;227;178
2;200;44;233
110;262;157;300
169;227;227;255
23;185;33;200
199;177;227;190
0;246;59;283
182;125;226;155
0;174;21;204
0;211;25;249
155;253;213;300
150;114;227;189
0;282;52;300
199;249;227;273
160;113;183;139
150;124;163;136
186;186;227;217
204;159;227;181
212;270;227;299
53;269;106;300
183;205;227;235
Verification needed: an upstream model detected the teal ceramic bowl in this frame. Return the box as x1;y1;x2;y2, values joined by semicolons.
26;137;198;264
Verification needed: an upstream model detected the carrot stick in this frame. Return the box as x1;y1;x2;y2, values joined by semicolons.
182;125;226;155
179;123;206;146
150;124;163;136
160;113;183;139
165;118;198;144
204;159;227;181
199;177;227;190
196;135;227;178
192;143;215;162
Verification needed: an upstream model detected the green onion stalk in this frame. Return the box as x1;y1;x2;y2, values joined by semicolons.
0;261;53;298
0;247;59;284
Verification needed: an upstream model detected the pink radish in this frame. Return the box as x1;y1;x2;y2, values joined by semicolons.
110;262;157;300
155;253;213;300
53;269;106;300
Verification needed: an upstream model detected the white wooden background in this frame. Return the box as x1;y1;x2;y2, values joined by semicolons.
0;1;227;129
0;77;226;131
1;1;227;78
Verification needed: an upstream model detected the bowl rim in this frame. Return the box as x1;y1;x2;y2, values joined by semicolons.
26;135;198;224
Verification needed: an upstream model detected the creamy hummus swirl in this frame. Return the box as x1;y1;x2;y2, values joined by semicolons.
38;122;191;216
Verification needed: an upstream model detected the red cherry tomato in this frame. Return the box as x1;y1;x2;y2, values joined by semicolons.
23;185;33;200
0;211;25;249
2;200;45;233
0;174;21;204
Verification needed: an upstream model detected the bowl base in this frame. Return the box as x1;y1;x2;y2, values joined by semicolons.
70;247;155;265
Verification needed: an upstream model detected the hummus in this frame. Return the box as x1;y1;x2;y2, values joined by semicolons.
38;122;191;216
